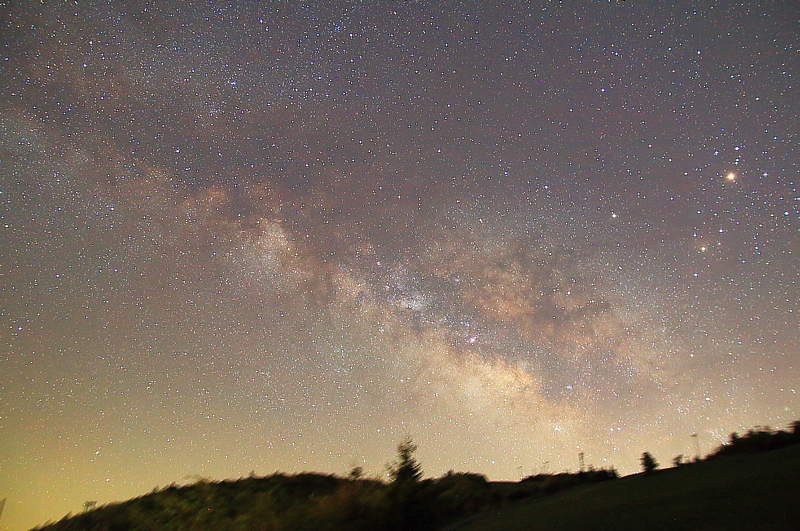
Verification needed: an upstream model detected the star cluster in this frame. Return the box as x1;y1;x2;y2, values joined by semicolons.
1;2;798;530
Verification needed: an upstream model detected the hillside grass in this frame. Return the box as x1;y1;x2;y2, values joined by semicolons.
464;443;800;531
32;425;800;531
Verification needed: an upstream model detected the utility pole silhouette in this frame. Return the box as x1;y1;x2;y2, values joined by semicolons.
0;498;5;522
691;433;700;461
578;452;585;472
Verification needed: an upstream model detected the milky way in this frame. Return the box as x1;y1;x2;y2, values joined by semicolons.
1;2;798;530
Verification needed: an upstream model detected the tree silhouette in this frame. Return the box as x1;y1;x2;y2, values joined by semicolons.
390;437;422;484
387;438;424;530
640;452;659;474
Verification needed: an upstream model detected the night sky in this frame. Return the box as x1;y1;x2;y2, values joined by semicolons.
1;1;798;529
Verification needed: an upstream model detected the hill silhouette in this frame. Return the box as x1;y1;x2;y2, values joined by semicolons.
459;421;800;531
31;421;800;531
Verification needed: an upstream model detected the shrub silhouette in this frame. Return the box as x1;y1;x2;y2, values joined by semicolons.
430;472;490;517
707;422;800;460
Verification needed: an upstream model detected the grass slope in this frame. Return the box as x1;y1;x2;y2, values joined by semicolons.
464;444;800;531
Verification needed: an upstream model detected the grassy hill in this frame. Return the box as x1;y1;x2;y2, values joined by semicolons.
462;443;800;531
32;424;800;531
32;471;497;531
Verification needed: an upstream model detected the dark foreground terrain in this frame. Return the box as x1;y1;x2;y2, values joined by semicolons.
461;443;800;531
33;424;800;531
